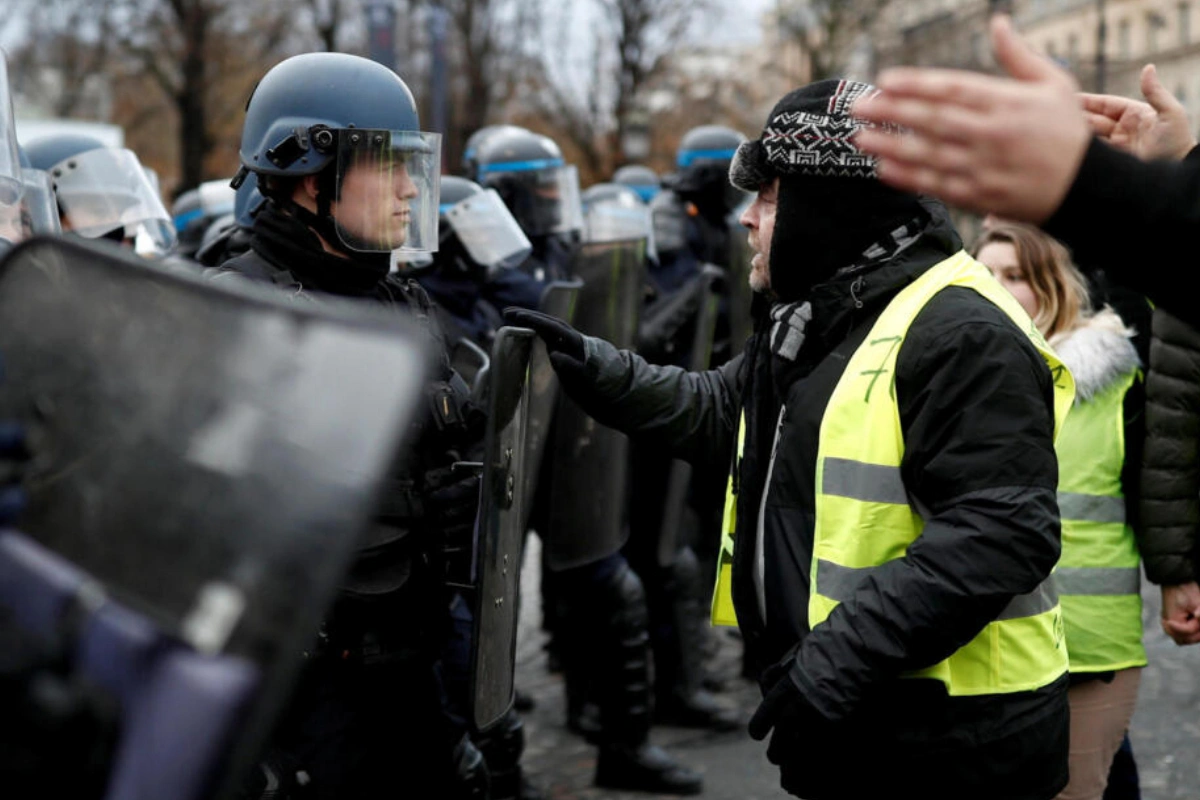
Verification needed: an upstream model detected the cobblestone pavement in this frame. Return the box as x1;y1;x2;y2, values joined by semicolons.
515;537;1200;799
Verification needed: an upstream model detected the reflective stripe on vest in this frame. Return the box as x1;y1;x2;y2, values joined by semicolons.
1054;367;1147;673
811;251;1075;697
712;414;744;627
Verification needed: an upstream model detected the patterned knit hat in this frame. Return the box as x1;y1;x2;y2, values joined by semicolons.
729;79;896;191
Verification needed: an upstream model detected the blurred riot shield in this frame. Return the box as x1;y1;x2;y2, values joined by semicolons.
0;237;429;800
727;212;754;349
656;266;722;566
519;279;582;531
470;326;533;733
544;239;645;571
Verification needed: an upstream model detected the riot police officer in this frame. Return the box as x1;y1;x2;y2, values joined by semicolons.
475;127;702;794
472;127;583;284
416;174;540;348
23;133;176;254
213;52;489;799
584;182;739;733
651;126;748;638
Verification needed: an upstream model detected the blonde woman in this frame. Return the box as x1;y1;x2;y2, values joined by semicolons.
974;223;1145;800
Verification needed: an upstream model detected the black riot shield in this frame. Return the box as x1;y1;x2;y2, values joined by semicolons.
728;213;755;349
470;326;534;733
519;279;582;531
0;237;429;800
544;239;645;571
656;266;722;566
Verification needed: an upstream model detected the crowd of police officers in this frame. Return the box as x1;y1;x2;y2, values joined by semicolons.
0;48;758;799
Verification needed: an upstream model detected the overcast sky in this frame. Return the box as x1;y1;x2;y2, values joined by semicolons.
707;0;774;45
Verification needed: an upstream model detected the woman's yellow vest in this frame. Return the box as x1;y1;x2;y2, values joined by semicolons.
1055;359;1146;673
713;251;1076;698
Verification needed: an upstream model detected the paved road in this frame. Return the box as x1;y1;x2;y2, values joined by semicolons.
515;538;1200;799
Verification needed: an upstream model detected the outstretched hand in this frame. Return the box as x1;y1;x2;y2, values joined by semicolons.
502;308;585;363
851;14;1091;223
1081;64;1198;162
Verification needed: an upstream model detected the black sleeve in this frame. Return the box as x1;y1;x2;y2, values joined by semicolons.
1137;309;1200;585
1044;138;1200;327
790;290;1061;721
570;335;744;470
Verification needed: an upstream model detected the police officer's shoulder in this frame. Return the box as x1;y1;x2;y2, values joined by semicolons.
210;248;307;296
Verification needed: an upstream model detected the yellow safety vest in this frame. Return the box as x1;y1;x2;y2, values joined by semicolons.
714;251;1075;698
1055;367;1147;672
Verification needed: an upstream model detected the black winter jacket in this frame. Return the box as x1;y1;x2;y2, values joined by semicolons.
1045;138;1200;328
1139;308;1200;585
563;212;1068;800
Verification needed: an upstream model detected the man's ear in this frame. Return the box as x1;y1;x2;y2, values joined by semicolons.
300;174;321;201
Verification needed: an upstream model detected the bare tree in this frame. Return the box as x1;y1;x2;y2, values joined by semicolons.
298;0;356;52
531;0;712;180
7;0;115;119
429;0;540;171
775;0;894;83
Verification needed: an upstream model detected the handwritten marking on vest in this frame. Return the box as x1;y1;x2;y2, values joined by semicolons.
860;335;903;403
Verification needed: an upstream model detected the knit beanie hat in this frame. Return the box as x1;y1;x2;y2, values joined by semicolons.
730;80;929;303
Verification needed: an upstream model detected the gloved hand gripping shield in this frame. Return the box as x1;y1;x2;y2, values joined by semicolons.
46;147;176;250
444;187;532;274
333;128;442;254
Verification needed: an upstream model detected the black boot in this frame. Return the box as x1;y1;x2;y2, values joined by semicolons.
476;710;543;800
591;563;704;795
652;548;740;731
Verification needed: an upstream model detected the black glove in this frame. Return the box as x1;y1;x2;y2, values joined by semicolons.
502;308;585;361
501;307;593;395
748;652;821;745
424;458;483;586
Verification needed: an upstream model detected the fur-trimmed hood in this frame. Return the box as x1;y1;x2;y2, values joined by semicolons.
1050;307;1140;404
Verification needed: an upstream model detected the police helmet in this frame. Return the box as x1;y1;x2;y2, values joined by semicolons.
474;127;583;238
23;133;175;250
238;52;442;255
670;125;747;210
461;124;525;180
172;180;236;257
233;170;266;229
612;164;661;204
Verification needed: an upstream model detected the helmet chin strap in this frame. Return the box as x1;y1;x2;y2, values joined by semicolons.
282;188;391;269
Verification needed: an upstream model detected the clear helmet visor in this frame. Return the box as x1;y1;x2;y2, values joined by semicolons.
484;164;583;238
0;52;21;201
585;198;652;243
20;168;61;237
334;129;442;255
49;148;175;250
444;188;531;273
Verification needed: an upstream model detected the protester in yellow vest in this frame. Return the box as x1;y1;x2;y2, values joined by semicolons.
507;80;1075;800
974;222;1146;800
